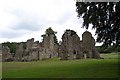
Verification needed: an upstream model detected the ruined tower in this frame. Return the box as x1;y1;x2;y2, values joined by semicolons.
82;31;101;59
60;30;84;60
39;27;59;60
15;43;24;61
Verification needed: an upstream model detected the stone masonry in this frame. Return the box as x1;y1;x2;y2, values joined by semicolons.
2;28;101;62
59;30;84;60
82;31;101;59
59;30;101;60
2;46;12;61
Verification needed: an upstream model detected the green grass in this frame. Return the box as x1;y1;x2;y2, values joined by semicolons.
2;53;118;78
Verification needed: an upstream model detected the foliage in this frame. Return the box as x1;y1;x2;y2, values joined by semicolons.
22;42;27;49
2;42;16;53
45;27;57;36
96;45;120;53
42;27;58;45
70;30;76;36
76;2;120;46
2;42;26;54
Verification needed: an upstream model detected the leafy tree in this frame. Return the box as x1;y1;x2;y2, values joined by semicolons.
2;42;26;55
42;27;58;45
21;42;26;49
96;45;120;53
2;42;16;53
76;2;120;46
45;27;57;36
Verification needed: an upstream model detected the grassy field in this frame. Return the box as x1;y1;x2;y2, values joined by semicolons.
2;53;119;78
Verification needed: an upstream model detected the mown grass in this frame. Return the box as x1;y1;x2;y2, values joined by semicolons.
2;53;119;78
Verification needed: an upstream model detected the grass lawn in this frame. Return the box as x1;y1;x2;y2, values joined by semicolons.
2;53;119;78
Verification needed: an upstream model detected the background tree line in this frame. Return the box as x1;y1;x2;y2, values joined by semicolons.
96;45;120;53
2;42;26;54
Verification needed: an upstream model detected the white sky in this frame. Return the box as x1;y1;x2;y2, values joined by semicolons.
0;0;102;46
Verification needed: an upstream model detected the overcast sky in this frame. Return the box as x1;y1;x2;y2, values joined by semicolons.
0;0;102;46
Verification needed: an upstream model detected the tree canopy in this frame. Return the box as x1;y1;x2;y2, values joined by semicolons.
42;27;58;45
76;2;120;46
45;27;57;36
2;42;26;54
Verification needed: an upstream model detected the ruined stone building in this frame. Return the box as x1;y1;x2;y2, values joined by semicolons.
59;30;83;60
0;44;2;62
59;30;101;60
0;44;2;54
82;31;101;59
25;38;39;61
41;33;58;59
14;27;59;61
2;46;12;61
14;43;23;61
2;28;101;62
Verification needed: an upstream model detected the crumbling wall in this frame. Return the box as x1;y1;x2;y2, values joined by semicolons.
14;43;23;61
39;34;58;60
2;46;12;61
25;38;40;61
60;30;101;60
5;28;101;62
82;31;101;59
60;30;84;60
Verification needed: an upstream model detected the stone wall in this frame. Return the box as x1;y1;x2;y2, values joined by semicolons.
0;44;2;62
39;33;58;60
2;28;101;62
60;30;101;60
60;30;84;60
82;31;101;59
14;43;23;61
2;46;12;61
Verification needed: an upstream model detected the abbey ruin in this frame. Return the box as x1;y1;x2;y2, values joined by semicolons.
2;27;101;62
59;30;101;60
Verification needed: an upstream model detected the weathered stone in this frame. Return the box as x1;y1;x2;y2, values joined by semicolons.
39;34;58;60
8;28;101;62
60;30;84;60
26;38;34;50
14;43;23;61
82;31;101;59
2;46;12;61
59;30;101;60
25;38;38;61
30;41;39;61
0;44;2;62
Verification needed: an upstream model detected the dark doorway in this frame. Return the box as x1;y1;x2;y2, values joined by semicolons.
83;51;88;59
73;50;76;55
73;50;77;59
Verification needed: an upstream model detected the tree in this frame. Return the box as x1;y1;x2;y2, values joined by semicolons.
42;27;58;45
2;42;16;53
45;27;57;36
76;2;120;46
